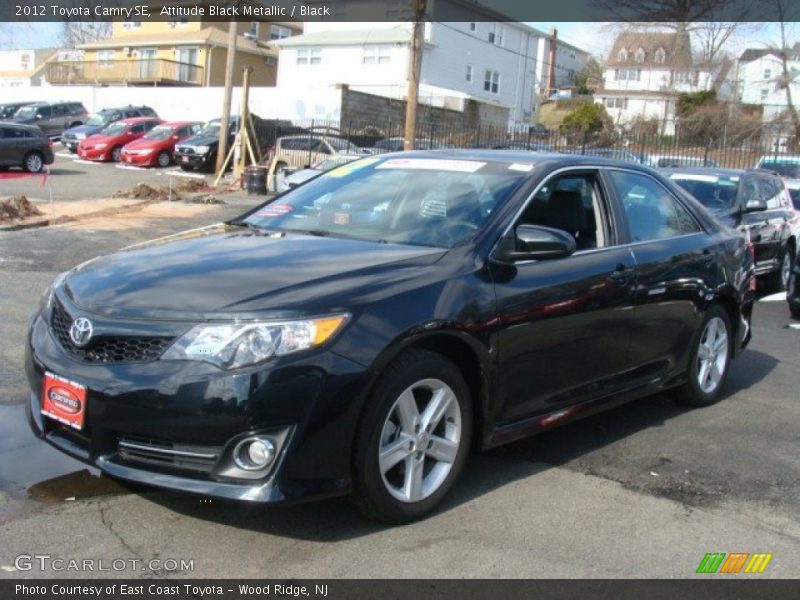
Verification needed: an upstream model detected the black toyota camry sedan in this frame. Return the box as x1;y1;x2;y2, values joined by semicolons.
26;151;755;522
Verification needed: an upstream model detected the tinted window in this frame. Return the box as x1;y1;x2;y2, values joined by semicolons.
0;127;28;139
53;105;69;117
37;106;52;118
609;170;700;242
130;124;146;134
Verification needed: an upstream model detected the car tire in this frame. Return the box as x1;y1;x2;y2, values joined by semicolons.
351;349;473;523
676;304;732;407
788;267;800;319
23;151;44;173
110;146;122;163
156;151;171;168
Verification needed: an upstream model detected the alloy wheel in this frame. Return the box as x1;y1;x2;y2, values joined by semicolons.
378;378;462;503
157;152;171;168
696;316;729;394
25;153;43;173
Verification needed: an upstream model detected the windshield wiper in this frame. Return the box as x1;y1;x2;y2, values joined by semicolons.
230;221;278;236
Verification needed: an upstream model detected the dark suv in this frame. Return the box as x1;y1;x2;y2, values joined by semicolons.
62;105;158;153
10;101;88;138
0;122;55;173
667;168;796;291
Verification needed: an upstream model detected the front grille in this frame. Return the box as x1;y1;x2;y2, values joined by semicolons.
62;133;76;142
117;435;222;475
51;300;174;364
176;147;194;156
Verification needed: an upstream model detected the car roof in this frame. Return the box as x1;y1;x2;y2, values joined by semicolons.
114;117;161;124
661;167;745;177
0;122;45;133
384;149;658;171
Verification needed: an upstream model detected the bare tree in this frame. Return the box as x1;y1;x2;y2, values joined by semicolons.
774;0;800;150
61;22;113;48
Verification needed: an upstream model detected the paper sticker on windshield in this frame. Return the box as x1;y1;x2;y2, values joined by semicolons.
376;158;486;173
508;163;534;172
328;156;380;178
256;204;293;217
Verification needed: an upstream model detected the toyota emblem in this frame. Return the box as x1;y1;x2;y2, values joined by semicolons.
69;317;94;347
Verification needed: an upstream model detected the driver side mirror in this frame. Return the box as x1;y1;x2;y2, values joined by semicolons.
744;198;767;212
498;224;577;262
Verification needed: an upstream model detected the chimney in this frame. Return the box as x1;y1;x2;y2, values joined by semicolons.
547;28;558;96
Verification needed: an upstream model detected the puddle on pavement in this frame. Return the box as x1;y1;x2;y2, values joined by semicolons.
0;404;128;515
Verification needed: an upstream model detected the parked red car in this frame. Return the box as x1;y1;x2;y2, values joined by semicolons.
120;121;203;168
77;117;162;162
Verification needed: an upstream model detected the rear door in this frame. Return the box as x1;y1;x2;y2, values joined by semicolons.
605;169;711;384
0;127;14;164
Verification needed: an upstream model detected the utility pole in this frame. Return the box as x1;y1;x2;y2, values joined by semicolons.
404;0;426;151
216;16;238;176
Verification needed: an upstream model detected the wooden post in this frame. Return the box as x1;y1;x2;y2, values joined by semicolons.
216;18;238;176
404;0;426;151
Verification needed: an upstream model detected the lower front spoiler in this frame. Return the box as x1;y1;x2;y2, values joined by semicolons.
26;392;349;505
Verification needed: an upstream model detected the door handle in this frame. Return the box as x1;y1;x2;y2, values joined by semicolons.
609;263;632;283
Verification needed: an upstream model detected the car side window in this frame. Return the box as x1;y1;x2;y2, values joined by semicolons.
608;170;700;243
144;121;158;131
130;124;145;134
759;176;785;210
124;110;139;118
53;105;69;117
37;106;51;118
519;173;608;250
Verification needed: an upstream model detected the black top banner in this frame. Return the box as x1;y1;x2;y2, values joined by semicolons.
1;0;799;23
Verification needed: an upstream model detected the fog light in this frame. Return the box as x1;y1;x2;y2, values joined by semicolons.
233;437;276;471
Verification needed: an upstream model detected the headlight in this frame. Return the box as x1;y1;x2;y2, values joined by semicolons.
94;143;107;150
194;145;210;154
38;272;67;321
162;314;349;369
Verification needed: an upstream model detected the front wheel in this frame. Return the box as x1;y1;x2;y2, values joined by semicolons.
351;350;473;523
156;151;171;168
676;305;732;407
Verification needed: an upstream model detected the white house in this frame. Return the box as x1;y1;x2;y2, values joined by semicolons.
729;47;800;105
273;20;589;126
0;48;57;88
595;32;714;136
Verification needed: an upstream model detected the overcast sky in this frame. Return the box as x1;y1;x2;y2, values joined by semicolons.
0;21;791;60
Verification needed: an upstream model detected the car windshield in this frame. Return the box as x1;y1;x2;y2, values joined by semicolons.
670;174;740;210
758;159;800;178
200;122;220;136
14;106;38;119
101;123;127;136
313;156;358;171
86;114;111;127
145;125;174;141
244;157;529;248
325;137;359;152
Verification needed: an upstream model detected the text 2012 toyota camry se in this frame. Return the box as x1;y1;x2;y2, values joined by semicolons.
26;151;755;523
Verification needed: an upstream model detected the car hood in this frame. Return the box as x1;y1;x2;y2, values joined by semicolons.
63;224;447;320
65;124;103;137
178;132;227;148
81;133;122;145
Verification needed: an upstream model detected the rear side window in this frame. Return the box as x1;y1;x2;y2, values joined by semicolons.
37;106;52;118
609;170;700;242
129;123;145;134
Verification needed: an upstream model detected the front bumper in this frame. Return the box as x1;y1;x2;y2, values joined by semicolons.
77;147;110;161
26;308;370;504
175;152;211;169
121;152;155;167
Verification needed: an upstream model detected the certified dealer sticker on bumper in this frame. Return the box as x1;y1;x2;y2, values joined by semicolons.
41;372;87;430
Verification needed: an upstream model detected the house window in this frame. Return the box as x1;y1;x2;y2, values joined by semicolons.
615;68;641;81
270;25;292;40
605;97;627;109
635;48;645;63
764;68;772;79
617;48;628;62
488;24;504;46
122;20;141;30
761;88;769;100
97;50;115;68
654;47;666;63
297;48;322;65
469;22;476;32
362;46;391;65
248;22;260;38
484;69;500;94
466;65;473;82
674;71;694;84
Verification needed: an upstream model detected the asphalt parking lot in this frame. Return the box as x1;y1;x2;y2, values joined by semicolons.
4;143;214;204
0;168;798;578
